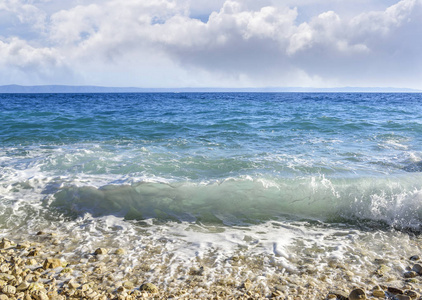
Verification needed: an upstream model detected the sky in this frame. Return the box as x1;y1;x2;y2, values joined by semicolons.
0;0;421;89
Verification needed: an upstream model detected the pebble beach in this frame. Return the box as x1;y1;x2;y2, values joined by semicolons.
1;230;422;300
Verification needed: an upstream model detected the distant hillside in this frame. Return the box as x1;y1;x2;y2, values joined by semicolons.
0;84;420;93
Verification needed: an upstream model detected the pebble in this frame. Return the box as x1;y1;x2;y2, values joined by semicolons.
140;283;159;293
404;271;418;278
2;285;16;295
410;255;420;261
388;287;404;294
94;248;108;255
43;258;64;269
396;295;411;300
115;248;126;255
372;289;385;298
349;288;366;300
411;264;422;275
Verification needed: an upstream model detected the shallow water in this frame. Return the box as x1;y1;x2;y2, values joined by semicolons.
1;92;422;295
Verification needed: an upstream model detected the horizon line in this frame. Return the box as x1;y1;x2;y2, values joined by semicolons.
0;84;421;93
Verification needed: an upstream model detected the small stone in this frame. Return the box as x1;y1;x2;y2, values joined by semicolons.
372;290;385;298
28;282;45;292
0;273;15;282
404;271;418;278
412;264;422;275
388;287;404;295
375;264;391;277
349;288;366;300
94;248;108;255
139;283;158;294
2;285;16;295
27;258;37;265
123;281;134;289
27;250;39;257
32;290;49;300
85;290;98;299
36;231;44;235
243;279;252;290
68;280;80;289
0;239;11;249
117;286;125;292
43;258;64;269
115;248;126;255
328;290;348;300
395;295;411;300
405;290;419;299
0;295;8;300
17;281;30;291
410;255;420;261
272;290;284;297
16;243;30;250
326;294;337;299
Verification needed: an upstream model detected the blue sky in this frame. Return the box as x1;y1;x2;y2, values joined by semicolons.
1;0;421;88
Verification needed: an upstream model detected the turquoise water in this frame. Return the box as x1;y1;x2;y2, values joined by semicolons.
1;93;422;229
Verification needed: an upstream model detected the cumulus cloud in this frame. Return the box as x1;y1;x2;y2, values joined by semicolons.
0;0;421;88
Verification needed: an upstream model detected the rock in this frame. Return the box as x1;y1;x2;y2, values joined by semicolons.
0;273;15;282
395;295;411;300
0;295;8;300
139;283;158;293
272;290;284;298
0;239;11;249
387;287;404;295
17;281;30;291
67;279;80;289
328;290;348;300
243;279;252;290
28;282;45;292
115;248;126;255
410;255;420;261
43;258;64;269
123;281;134;289
27;250;39;257
404;271;418;278
94;248;108;255
349;288;366;300
2;285;16;295
374;264;391;277
16;243;30;250
32;290;49;300
326;295;337;299
372;290;385;298
405;290;419;299
412;264;422;275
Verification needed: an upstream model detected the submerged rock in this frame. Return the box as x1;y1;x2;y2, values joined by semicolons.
94;248;108;255
409;255;420;261
404;271;418;278
411;264;422;275
140;283;158;293
349;288;366;300
372;289;385;298
327;290;348;300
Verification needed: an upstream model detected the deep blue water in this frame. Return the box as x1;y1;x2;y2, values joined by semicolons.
1;93;422;229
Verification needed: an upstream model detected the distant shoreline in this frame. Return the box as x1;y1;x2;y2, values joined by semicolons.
0;84;420;94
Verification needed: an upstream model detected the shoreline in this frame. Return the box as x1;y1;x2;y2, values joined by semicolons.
0;231;421;299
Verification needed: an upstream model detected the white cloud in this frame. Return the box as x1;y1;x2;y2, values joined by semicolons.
0;0;421;88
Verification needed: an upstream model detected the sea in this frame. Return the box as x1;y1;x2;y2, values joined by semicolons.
1;92;422;295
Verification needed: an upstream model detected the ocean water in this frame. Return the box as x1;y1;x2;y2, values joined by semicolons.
1;92;422;294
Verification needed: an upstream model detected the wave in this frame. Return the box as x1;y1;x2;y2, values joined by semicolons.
50;175;422;231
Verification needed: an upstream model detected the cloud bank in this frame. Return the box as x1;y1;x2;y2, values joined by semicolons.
0;0;421;88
